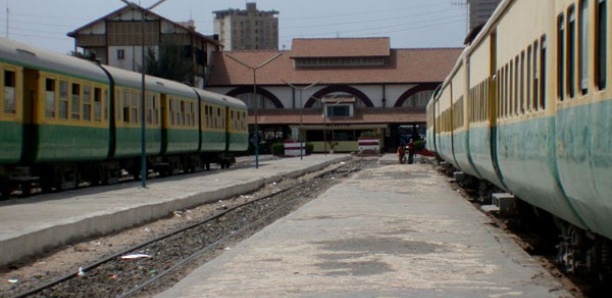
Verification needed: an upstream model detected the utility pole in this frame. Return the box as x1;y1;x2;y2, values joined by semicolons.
226;53;282;169
282;80;319;160
118;0;168;188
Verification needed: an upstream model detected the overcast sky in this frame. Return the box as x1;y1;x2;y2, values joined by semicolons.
0;0;468;54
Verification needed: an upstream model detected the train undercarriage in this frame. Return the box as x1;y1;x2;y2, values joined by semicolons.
438;161;612;293
0;152;237;199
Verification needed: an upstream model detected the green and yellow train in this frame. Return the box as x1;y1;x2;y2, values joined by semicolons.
427;0;612;281
0;37;248;195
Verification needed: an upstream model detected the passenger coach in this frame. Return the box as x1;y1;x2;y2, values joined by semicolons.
0;37;248;196
427;0;612;280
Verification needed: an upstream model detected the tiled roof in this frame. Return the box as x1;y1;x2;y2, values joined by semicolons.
207;47;463;86
290;37;391;58
67;5;219;46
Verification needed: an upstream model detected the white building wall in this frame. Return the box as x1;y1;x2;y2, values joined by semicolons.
207;83;421;109
106;45;158;73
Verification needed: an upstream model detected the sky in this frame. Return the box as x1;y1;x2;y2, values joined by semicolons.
0;0;468;55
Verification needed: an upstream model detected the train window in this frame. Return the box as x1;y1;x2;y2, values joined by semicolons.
131;92;138;124
509;63;514;117
504;65;509;117
485;82;489;120
190;102;194;127
541;36;547;109
527;47;532;112
180;100;184;126
146;94;154;125
558;14;565;101
71;83;80;120
596;0;607;90
579;0;589;95
171;99;177;126
500;68;504;117
568;6;576;99
515;56;520;115
104;90;109;121
83;85;92;121
94;88;101;122
123;90;130;123
3;70;16;114
533;40;539;111
58;81;68;119
205;105;211;128
520;51;525;114
46;79;59;118
154;96;159;125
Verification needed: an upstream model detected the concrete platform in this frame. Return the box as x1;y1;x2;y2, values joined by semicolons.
156;162;571;297
0;154;351;266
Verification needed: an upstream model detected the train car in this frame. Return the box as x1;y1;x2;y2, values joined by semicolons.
193;88;248;168
432;77;455;168
0;37;249;198
224;96;249;153
96;66;161;179
553;0;612;249
465;28;504;189
428;0;612;279
0;37;112;191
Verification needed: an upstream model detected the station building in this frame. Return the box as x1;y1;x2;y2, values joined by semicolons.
206;37;462;153
68;5;462;154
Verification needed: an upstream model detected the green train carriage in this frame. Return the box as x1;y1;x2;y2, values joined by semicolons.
0;37;112;191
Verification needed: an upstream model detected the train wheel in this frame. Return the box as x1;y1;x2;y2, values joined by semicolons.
0;183;11;200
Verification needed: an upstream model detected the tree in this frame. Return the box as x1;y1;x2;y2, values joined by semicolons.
145;42;195;85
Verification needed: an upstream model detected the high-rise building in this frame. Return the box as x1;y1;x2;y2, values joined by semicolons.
467;0;502;31
213;2;279;51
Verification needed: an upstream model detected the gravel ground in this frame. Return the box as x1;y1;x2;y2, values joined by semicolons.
0;157;375;298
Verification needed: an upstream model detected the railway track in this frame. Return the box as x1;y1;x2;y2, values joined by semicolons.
2;157;373;298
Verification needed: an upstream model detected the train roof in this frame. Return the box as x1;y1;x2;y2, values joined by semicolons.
100;65;197;99
193;88;247;110
0;37;109;84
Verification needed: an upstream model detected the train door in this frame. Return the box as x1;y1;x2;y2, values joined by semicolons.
489;31;506;188
20;68;39;163
0;65;23;163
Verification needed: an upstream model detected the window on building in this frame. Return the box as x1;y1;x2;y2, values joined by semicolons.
326;105;351;117
117;49;125;60
404;90;434;108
